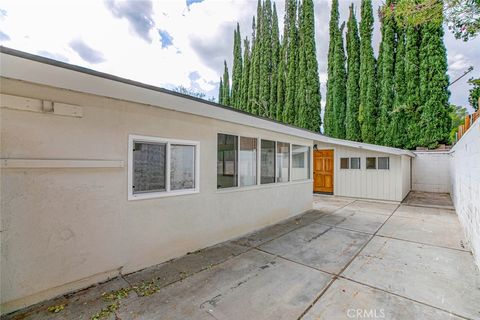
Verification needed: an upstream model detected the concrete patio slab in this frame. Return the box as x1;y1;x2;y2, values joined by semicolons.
117;250;332;320
378;205;467;250
259;223;371;274
315;208;390;234
312;195;355;212
403;191;454;209
342;200;398;216
302;278;462;320
342;237;480;319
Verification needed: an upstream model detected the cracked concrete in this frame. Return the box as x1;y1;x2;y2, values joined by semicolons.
3;192;479;320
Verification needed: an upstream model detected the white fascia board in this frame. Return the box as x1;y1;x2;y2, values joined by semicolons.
0;51;415;158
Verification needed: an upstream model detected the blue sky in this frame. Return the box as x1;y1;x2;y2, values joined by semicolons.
0;0;478;112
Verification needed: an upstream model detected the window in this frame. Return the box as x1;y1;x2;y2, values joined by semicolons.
276;142;290;182
350;157;361;169
239;137;257;186
340;158;349;169
292;145;310;180
217;133;238;188
378;157;390;170
366;157;376;169
261;140;275;184
129;135;199;200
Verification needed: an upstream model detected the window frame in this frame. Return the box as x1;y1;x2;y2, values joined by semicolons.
350;157;361;170
378;157;390;170
366;157;377;170
291;144;311;181
128;134;200;200
275;141;291;183
340;157;349;169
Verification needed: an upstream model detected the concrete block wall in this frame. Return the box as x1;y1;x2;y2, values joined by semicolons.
412;151;450;193
450;120;480;268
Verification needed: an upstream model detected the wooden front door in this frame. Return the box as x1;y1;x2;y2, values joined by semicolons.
313;149;334;193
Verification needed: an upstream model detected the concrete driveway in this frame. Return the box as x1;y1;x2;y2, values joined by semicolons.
4;193;480;320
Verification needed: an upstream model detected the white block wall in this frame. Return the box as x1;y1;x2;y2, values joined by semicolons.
450;120;480;268
412;151;450;192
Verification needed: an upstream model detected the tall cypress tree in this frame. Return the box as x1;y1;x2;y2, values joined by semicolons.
218;77;223;104
222;60;230;106
247;16;256;113
376;1;395;146
301;0;321;132
283;0;298;124
345;4;361;141
259;0;272;117
404;24;421;149
250;0;263;115
231;23;243;109
418;21;451;148
269;3;280;119
324;0;339;136
295;2;307;128
387;27;408;148
358;0;377;143
332;21;347;139
276;42;286;121
240;37;251;111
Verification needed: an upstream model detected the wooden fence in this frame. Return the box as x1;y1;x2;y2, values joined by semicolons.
456;98;480;142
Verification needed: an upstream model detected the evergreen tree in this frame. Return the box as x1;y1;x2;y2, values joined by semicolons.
247;16;257;113
222;60;230;106
345;4;361;141
218;77;223;104
240;37;251;111
283;0;298;124
250;0;263;115
324;0;339;136
418;21;451;148
358;0;377;143
332;22;347;139
295;2;307;128
269;3;280;119
259;0;273;117
231;23;243;109
386;27;408;148
276;42;286;121
376;1;396;145
404;24;421;149
301;0;321;132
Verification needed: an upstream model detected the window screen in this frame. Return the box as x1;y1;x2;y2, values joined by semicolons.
378;157;390;170
217;133;238;188
366;157;376;169
239;137;257;186
261;140;275;184
276;142;290;182
340;158;349;169
133;142;166;194
292;145;310;180
170;144;195;190
350;157;361;169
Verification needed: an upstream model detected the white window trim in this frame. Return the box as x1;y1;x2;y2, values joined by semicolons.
128;134;200;201
378;156;390;170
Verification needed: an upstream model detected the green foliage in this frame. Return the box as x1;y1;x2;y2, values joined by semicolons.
332;22;347;139
449;104;468;143
250;0;263;115
276;43;286;121
283;0;298;125
295;2;307;128
269;3;280;118
231;23;243;109
301;0;322;132
376;0;396;146
345;4;361;141
218;78;223;104
468;78;480;111
359;0;377;143
222;60;231;106
173;85;215;102
247;16;256;113
386;27;409;148
324;0;339;136
240;38;251;111
418;21;451;148
47;304;65;313
259;0;273;117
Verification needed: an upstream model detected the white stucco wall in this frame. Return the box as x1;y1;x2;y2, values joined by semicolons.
449;119;480;268
0;78;313;313
412;151;451;192
315;142;409;201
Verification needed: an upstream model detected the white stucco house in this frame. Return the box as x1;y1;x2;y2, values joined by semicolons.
1;47;419;313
